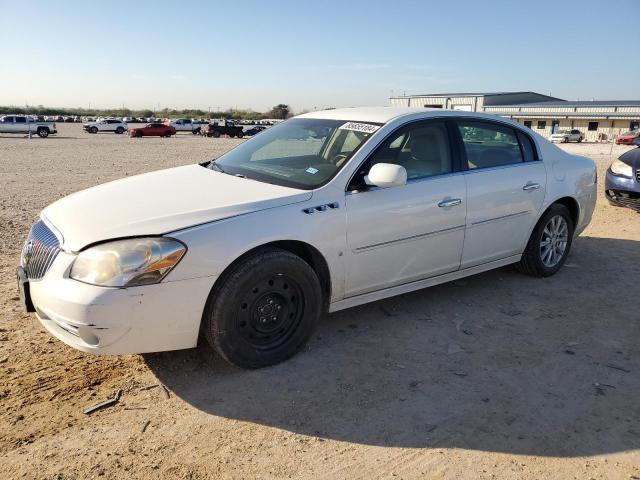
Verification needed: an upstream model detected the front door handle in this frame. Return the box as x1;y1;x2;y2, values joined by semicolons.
438;198;462;208
523;182;541;191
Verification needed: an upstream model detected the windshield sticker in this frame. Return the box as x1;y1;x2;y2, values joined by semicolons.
305;167;319;175
339;122;380;134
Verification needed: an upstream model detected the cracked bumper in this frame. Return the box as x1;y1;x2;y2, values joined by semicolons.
29;251;215;355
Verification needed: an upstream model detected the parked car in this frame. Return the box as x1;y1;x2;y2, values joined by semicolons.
165;118;201;134
244;125;267;136
614;130;640;145
16;108;596;369
549;129;584;143
83;119;128;134
129;123;176;138
605;137;640;211
202;119;244;138
0;115;57;137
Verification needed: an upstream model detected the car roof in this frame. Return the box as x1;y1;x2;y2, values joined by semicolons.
297;107;520;125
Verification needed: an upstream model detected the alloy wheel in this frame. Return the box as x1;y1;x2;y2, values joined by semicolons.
540;215;569;267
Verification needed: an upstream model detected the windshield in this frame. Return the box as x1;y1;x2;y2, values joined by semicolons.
210;118;380;189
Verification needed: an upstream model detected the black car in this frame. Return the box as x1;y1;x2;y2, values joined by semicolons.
243;125;267;136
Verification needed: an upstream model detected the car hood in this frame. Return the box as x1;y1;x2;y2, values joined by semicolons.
43;164;312;251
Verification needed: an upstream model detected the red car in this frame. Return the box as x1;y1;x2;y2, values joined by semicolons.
615;130;640;145
129;123;176;138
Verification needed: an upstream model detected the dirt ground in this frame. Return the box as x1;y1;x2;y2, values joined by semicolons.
1;124;639;479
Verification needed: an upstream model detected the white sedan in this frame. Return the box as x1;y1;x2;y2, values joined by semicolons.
17;108;597;368
83;119;128;134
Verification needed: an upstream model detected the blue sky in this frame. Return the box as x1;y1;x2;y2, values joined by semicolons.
1;0;637;112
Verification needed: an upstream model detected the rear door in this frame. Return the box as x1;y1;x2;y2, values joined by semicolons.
456;120;546;268
14;116;28;133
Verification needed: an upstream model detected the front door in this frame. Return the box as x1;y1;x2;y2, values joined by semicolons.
345;120;467;297
455;120;546;268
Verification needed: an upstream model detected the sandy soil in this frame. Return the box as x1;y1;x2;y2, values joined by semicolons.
0;124;639;479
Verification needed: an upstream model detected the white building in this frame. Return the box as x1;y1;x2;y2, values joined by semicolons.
389;92;640;142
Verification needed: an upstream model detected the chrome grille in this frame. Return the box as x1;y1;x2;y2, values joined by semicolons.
21;220;61;280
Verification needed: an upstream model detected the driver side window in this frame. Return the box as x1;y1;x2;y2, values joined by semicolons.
350;121;453;189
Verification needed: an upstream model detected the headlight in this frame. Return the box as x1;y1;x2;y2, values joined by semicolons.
610;159;633;178
70;237;186;287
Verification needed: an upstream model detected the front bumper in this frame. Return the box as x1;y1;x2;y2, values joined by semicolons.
605;169;640;211
28;251;216;354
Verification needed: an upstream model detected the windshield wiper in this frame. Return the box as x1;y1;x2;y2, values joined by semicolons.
209;162;226;174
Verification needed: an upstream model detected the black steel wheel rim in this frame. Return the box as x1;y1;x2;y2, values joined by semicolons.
236;274;304;351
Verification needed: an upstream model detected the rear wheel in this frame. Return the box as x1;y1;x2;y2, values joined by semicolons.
212;130;221;138
36;128;49;138
237;131;244;138
135;131;143;138
516;204;574;277
577;137;582;143
115;127;124;134
203;248;322;369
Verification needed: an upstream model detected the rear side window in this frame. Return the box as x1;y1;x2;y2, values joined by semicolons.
457;121;523;170
516;131;538;162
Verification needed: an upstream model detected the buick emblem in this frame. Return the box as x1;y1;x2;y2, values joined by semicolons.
21;240;33;267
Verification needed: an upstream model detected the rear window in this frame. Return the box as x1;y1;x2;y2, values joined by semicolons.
516;131;538;162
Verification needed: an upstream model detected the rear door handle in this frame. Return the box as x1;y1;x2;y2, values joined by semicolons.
523;182;541;191
438;198;462;208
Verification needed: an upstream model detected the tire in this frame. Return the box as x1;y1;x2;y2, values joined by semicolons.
135;131;143;138
516;204;574;277
237;131;244;138
192;128;200;135
90;126;98;134
164;132;172;138
36;128;49;138
203;248;322;369
115;127;124;134
577;138;583;143
563;137;568;143
212;130;221;138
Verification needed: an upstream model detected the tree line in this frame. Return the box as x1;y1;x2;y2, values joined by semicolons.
0;104;292;120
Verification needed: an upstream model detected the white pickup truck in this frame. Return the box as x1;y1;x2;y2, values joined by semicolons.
165;118;201;134
0;115;57;137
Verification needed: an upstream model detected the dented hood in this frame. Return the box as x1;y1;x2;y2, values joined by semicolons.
43;164;311;251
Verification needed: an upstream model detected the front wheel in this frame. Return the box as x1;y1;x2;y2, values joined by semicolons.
516;204;574;277
236;131;244;138
212;130;221;138
90;126;98;134
203;248;322;369
577;138;583;143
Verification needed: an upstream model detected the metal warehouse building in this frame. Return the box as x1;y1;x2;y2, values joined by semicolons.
389;92;640;142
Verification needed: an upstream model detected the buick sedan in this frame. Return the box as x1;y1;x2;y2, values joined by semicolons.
17;108;597;368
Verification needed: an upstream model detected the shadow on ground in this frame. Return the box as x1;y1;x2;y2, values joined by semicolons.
145;236;640;456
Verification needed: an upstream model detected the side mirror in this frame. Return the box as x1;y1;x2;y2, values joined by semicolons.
365;163;407;188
